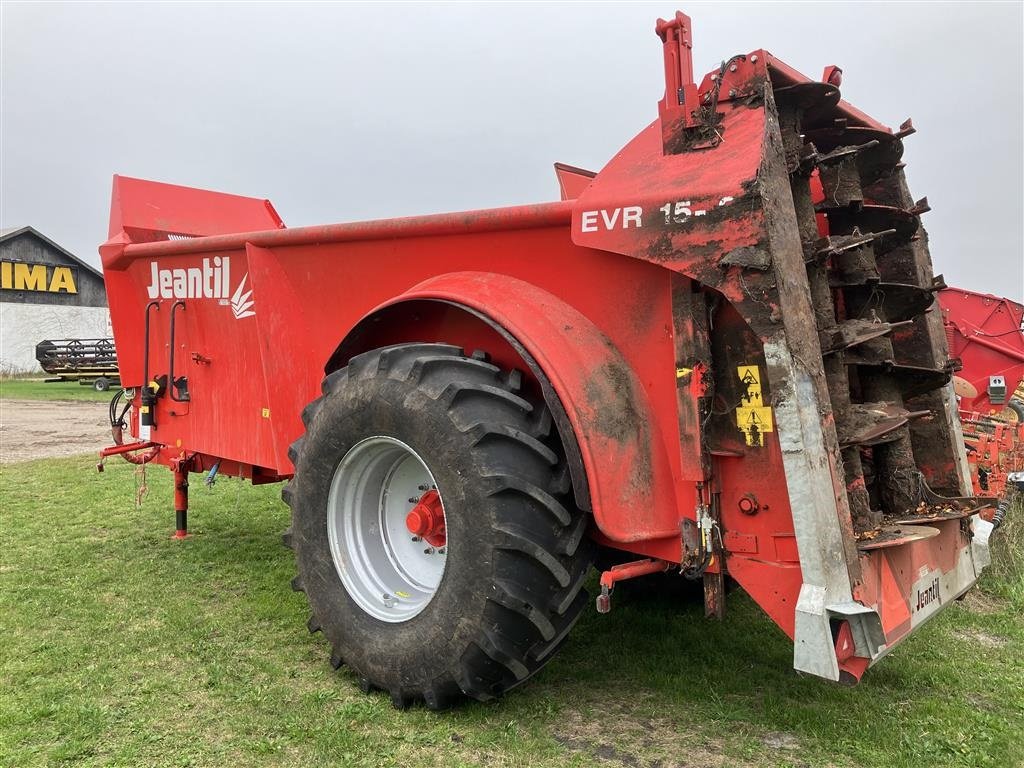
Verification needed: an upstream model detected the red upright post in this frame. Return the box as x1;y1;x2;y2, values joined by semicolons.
655;10;700;151
171;454;191;539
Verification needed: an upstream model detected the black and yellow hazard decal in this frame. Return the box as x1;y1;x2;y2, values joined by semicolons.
736;365;773;446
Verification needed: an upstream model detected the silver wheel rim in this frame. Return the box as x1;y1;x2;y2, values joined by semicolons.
327;436;447;622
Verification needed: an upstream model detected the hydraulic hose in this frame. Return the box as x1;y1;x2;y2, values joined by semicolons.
992;496;1011;531
108;389;159;465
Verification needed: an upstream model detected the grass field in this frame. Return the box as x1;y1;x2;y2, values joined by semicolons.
1;455;1021;768
0;378;114;402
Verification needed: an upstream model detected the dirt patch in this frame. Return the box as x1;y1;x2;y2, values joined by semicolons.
953;628;1008;649
550;703;728;768
0;399;110;464
965;693;997;712
761;732;799;750
961;589;1009;616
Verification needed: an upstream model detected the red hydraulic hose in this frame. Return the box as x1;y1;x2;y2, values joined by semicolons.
110;424;159;465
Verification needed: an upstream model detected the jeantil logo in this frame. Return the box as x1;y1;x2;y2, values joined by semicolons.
916;577;941;612
145;257;254;319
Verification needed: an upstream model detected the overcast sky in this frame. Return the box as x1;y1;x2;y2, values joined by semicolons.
2;2;1021;300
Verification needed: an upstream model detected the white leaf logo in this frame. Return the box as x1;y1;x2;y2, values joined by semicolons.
231;273;256;319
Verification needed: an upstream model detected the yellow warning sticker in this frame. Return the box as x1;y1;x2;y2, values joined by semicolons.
676;367;692;379
736;365;772;446
261;408;271;418
737;365;763;407
736;406;774;446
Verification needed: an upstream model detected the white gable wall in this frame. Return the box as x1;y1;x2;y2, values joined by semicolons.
0;303;111;374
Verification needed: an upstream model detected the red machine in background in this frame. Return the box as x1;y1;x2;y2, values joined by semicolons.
939;287;1024;497
941;287;1024;418
97;10;1001;708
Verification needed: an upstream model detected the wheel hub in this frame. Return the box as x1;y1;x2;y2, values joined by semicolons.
405;489;446;547
326;436;448;623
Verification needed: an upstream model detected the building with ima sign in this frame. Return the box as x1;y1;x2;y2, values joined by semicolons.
0;227;110;373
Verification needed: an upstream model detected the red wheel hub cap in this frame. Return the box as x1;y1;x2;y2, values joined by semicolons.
405;489;446;547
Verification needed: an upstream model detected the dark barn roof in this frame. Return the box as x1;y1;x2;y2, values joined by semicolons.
1;226;108;308
0;226;104;279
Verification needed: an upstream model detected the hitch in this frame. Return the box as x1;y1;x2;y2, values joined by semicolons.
595;558;672;613
97;440;159;471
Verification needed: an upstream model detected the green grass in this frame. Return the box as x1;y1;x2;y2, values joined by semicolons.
1;456;1021;768
0;378;115;402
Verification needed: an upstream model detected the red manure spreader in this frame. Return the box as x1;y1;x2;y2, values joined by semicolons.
939;287;1024;499
98;11;1001;707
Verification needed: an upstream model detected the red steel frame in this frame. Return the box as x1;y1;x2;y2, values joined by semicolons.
99;11;995;684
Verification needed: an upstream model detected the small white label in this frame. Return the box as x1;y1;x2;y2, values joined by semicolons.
139;423;151;441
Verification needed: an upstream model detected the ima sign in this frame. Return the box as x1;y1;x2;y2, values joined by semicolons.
0;260;78;294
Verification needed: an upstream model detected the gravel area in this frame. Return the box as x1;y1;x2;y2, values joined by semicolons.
0;399;110;464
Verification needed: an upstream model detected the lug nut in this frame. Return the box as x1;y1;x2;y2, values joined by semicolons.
729;63;737;72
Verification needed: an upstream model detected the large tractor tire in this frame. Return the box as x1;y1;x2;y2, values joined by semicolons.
283;343;593;709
